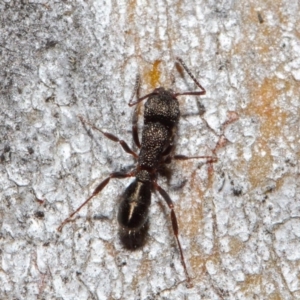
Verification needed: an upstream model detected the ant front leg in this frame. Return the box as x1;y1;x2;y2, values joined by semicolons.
131;105;141;149
57;171;134;232
78;116;138;159
154;182;192;288
129;74;141;148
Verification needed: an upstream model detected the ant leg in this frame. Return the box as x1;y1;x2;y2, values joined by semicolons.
207;111;240;152
57;171;134;232
175;57;206;97
128;74;159;107
128;74;140;106
78;115;138;159
212;111;239;155
162;146;217;165
174;154;217;163
132;105;141;148
160;144;175;164
173;155;218;175
154;182;192;287
173;113;238;165
129;75;141;148
222;111;239;130
161;144;217;165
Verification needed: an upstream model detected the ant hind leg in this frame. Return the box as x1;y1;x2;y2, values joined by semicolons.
154;182;193;288
57;171;134;232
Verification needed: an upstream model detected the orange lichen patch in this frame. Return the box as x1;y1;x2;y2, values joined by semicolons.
131;272;139;292
203;255;222;274
126;0;137;24
177;168;222;280
189;250;206;277
130;260;151;292
269;293;284;300
231;1;299;189
174;169;204;277
240;274;263;295
190;250;224;283
136;260;153;279
239;274;285;299
229;236;244;256
104;240;115;256
233;1;285;62
248;77;287;140
234;143;248;169
143;60;162;88
245;77;288;188
190;169;205;202
248;144;273;189
177;169;205;237
239;274;284;299
180;195;203;238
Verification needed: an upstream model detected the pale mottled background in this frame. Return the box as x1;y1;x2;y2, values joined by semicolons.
0;0;299;299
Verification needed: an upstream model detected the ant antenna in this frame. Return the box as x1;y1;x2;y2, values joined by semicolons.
175;57;206;97
128;74;140;105
128;74;159;107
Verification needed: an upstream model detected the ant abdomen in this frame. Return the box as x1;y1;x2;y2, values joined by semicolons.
119;220;149;250
118;180;151;249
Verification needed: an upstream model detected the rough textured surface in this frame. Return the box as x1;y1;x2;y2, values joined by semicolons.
0;0;299;299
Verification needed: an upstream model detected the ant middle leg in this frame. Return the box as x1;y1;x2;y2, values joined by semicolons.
78;115;138;159
173;154;218;176
173;154;217;163
161;144;217;165
154;181;192;287
57;171;134;232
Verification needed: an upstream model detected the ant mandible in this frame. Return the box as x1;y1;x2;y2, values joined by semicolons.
57;57;217;287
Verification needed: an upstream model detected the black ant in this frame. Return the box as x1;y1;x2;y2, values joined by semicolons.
57;57;217;287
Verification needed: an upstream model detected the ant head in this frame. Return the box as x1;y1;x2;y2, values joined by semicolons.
153;87;176;99
129;87;176;107
143;88;180;125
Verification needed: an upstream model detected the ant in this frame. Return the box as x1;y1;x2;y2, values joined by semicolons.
57;57;217;287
